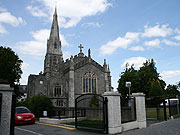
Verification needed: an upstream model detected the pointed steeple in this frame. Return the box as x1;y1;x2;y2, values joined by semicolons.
46;7;62;55
44;7;63;74
49;7;60;40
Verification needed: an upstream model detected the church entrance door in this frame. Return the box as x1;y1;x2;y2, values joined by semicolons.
75;94;108;133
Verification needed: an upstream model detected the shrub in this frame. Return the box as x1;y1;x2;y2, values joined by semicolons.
30;94;53;118
16;94;53;118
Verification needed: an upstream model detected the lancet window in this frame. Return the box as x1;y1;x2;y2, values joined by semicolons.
82;71;97;94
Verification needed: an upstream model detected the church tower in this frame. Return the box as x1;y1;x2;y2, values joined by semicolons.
44;7;63;78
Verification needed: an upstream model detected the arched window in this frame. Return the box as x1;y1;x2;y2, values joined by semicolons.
82;71;97;94
54;85;63;97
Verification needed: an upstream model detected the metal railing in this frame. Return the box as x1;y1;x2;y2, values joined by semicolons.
121;97;136;123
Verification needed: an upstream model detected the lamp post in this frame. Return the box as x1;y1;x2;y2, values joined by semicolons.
125;82;131;107
125;82;131;97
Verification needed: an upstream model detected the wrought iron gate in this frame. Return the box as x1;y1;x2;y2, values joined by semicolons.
75;94;108;133
0;93;2;123
10;93;16;135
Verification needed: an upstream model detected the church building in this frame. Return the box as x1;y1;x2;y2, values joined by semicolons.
27;8;112;107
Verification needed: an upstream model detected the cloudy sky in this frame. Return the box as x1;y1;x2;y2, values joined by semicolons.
0;0;180;90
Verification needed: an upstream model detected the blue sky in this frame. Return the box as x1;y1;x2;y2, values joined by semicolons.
0;0;180;90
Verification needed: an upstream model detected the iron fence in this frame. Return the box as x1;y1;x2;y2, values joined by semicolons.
75;94;108;134
121;97;136;123
49;107;76;119
0;93;2;123
146;98;180;120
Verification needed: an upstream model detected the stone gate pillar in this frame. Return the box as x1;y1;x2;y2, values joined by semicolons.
68;56;75;107
0;84;14;135
132;93;146;128
103;92;122;134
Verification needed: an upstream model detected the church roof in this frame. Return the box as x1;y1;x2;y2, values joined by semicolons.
64;54;105;73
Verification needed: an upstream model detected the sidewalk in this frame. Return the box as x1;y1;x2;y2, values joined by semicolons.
120;118;180;135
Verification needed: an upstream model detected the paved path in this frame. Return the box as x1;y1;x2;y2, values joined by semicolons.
15;122;104;135
120;118;180;135
15;119;180;135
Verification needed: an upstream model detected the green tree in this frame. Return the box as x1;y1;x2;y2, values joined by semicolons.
138;59;158;96
0;46;23;96
30;94;53;118
138;59;166;97
117;59;166;98
149;79;163;98
164;84;180;98
177;81;180;90
117;64;140;97
89;95;99;107
16;98;31;109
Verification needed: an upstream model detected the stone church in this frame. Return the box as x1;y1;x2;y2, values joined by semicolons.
27;8;112;107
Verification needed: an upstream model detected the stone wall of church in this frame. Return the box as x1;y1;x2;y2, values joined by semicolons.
74;64;106;97
27;74;47;98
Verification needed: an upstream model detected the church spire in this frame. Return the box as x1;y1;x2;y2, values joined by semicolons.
44;7;63;74
49;7;60;40
46;7;62;55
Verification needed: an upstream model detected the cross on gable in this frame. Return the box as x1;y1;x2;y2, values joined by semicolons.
78;44;84;53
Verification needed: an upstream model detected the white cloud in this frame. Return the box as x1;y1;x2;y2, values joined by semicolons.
99;37;133;56
16;29;69;57
160;70;180;79
121;57;147;69
81;22;102;28
175;28;180;34
174;35;180;40
0;24;7;34
129;46;144;51
0;11;26;35
162;39;180;46
21;62;30;71
125;32;140;41
27;0;112;28
0;12;25;26
142;24;173;38
27;6;48;17
16;40;46;57
20;62;30;85
145;39;161;48
99;32;140;56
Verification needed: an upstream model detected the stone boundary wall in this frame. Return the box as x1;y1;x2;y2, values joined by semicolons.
103;92;146;134
0;84;14;135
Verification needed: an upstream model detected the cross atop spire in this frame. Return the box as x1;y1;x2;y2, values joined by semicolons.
78;44;84;53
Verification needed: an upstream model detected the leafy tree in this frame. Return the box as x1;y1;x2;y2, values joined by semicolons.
138;59;159;96
149;79;163;98
90;95;99;107
164;84;180;98
117;59;166;98
0;46;23;97
16;98;31;109
117;64;140;97
30;94;53;118
177;81;180;90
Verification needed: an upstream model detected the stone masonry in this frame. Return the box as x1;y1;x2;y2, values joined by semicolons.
27;8;112;108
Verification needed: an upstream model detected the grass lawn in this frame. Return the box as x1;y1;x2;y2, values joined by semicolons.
146;108;169;119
